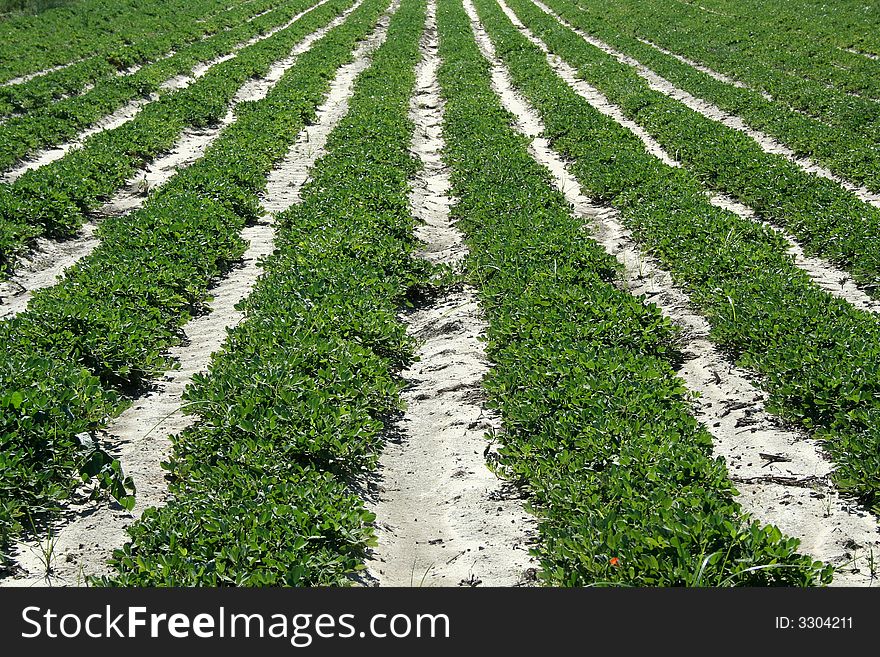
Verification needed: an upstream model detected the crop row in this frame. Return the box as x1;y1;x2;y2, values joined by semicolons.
685;0;880;62
101;0;428;586
431;0;827;586
0;0;290;118
506;0;880;295
534;0;880;195
0;0;234;83
0;0;320;170
0;0;347;276
566;0;880;145
609;0;880;101
0;0;387;564
473;0;880;511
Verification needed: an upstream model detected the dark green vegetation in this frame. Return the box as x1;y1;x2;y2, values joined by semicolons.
3;0;879;588
102;0;430;586
0;0;352;275
435;0;828;586
537;0;880;195
0;0;387;565
506;0;880;294
0;0;298;159
473;0;880;514
565;0;880;148
0;0;70;15
0;0;234;76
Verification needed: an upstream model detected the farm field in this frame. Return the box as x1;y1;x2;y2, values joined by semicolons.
0;0;878;587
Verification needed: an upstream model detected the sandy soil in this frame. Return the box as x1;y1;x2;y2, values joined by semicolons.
499;0;880;316
635;37;774;100
843;47;880;62
2;94;156;184
1;0;336;184
0;0;391;588
2;61;80;87
0;0;353;320
466;0;880;587
367;0;537;587
530;0;880;210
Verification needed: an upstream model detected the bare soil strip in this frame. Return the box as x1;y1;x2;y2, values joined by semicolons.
635;37;774;101
466;0;880;587
843;47;880;62
367;0;536;588
0;0;269;87
2;95;155;183
0;0;395;587
2;61;81;87
530;0;880;210
0;7;318;125
497;0;880;316
0;0;357;321
1;0;334;183
705;193;880;314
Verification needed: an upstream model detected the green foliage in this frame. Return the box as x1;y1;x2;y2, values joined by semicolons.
0;0;237;76
0;0;354;273
101;0;430;586
541;0;880;195
476;0;880;513
0;0;387;558
436;0;830;586
0;0;302;140
507;0;880;293
562;0;880;153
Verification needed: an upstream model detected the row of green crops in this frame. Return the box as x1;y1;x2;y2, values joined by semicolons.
504;0;880;294
0;0;291;118
534;0;880;196
100;0;430;586
0;0;233;82
583;0;880;101
709;0;880;61
0;0;353;275
565;0;880;146
472;0;880;511
0;0;325;171
0;0;388;566
433;0;827;586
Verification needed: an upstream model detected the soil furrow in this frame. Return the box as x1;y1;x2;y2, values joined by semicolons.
2;61;81;88
530;0;880;209
367;0;536;588
498;0;880;314
0;0;394;588
466;0;880;587
843;48;880;62
0;0;355;321
635;36;774;101
1;0;334;184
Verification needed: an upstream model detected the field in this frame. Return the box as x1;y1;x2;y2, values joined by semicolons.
0;0;878;588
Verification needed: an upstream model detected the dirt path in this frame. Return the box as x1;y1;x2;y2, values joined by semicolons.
1;0;335;184
0;0;395;588
0;0;361;321
366;0;537;588
528;0;880;210
0;0;275;88
498;0;880;315
635;37;774;101
2;61;81;88
843;47;880;62
466;0;880;587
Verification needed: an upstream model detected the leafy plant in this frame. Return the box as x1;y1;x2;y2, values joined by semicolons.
435;0;830;586
101;0;431;586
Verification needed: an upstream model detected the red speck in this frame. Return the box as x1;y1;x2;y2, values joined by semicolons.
610;557;620;567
